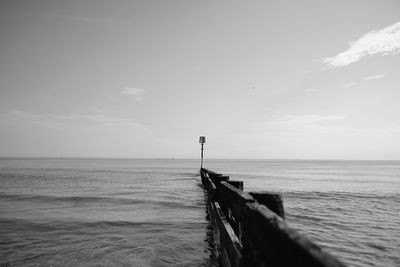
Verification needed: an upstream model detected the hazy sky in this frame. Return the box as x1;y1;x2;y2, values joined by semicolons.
1;0;399;159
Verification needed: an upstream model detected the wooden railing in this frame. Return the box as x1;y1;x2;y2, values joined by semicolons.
200;168;347;267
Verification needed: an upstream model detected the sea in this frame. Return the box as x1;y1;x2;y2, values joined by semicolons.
0;158;399;267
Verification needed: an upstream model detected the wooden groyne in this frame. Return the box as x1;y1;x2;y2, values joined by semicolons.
200;168;347;267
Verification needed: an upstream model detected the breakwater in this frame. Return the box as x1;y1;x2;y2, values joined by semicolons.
200;167;347;267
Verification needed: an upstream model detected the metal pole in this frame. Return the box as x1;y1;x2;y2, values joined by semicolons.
201;143;204;169
199;136;206;170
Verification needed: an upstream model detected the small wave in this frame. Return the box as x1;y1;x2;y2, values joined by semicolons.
284;191;400;201
0;218;206;233
179;172;200;177
0;192;203;209
366;242;387;252
289;213;324;223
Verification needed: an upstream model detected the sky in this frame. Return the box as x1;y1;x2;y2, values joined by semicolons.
0;0;399;159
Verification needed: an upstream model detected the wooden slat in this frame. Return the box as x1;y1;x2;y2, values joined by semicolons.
213;202;242;267
201;168;347;267
240;202;346;267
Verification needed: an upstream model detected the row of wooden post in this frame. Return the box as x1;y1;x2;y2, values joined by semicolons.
200;168;346;267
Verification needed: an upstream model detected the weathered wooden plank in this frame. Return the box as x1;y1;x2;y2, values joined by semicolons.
206;177;217;201
202;168;223;178
218;181;255;220
201;168;230;185
202;168;346;267
213;202;242;267
226;180;244;191
249;192;285;218
240;202;346;267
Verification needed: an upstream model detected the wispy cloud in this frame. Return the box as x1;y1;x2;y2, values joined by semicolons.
244;114;346;137
122;87;145;95
50;13;132;26
271;115;345;125
342;82;357;88
363;74;385;80
122;87;146;101
339;74;384;88
191;66;202;72
304;88;317;92
320;21;400;67
7;109;144;129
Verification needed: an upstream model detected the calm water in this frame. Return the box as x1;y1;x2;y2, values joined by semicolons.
0;159;399;267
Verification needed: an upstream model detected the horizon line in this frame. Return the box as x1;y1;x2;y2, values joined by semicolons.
0;156;399;162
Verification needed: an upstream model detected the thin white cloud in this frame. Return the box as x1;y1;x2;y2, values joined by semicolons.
363;74;385;80
8;109;43;120
271;115;345;125
191;66;202;72
342;82;357;88
304;88;317;92
122;87;145;95
320;21;400;67
244;114;346;137
51;14;132;26
7;109;144;128
122;87;146;101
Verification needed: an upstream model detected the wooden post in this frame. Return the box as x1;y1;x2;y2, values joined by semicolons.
249;192;285;218
225;180;244;239
200;168;347;267
226;180;244;191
